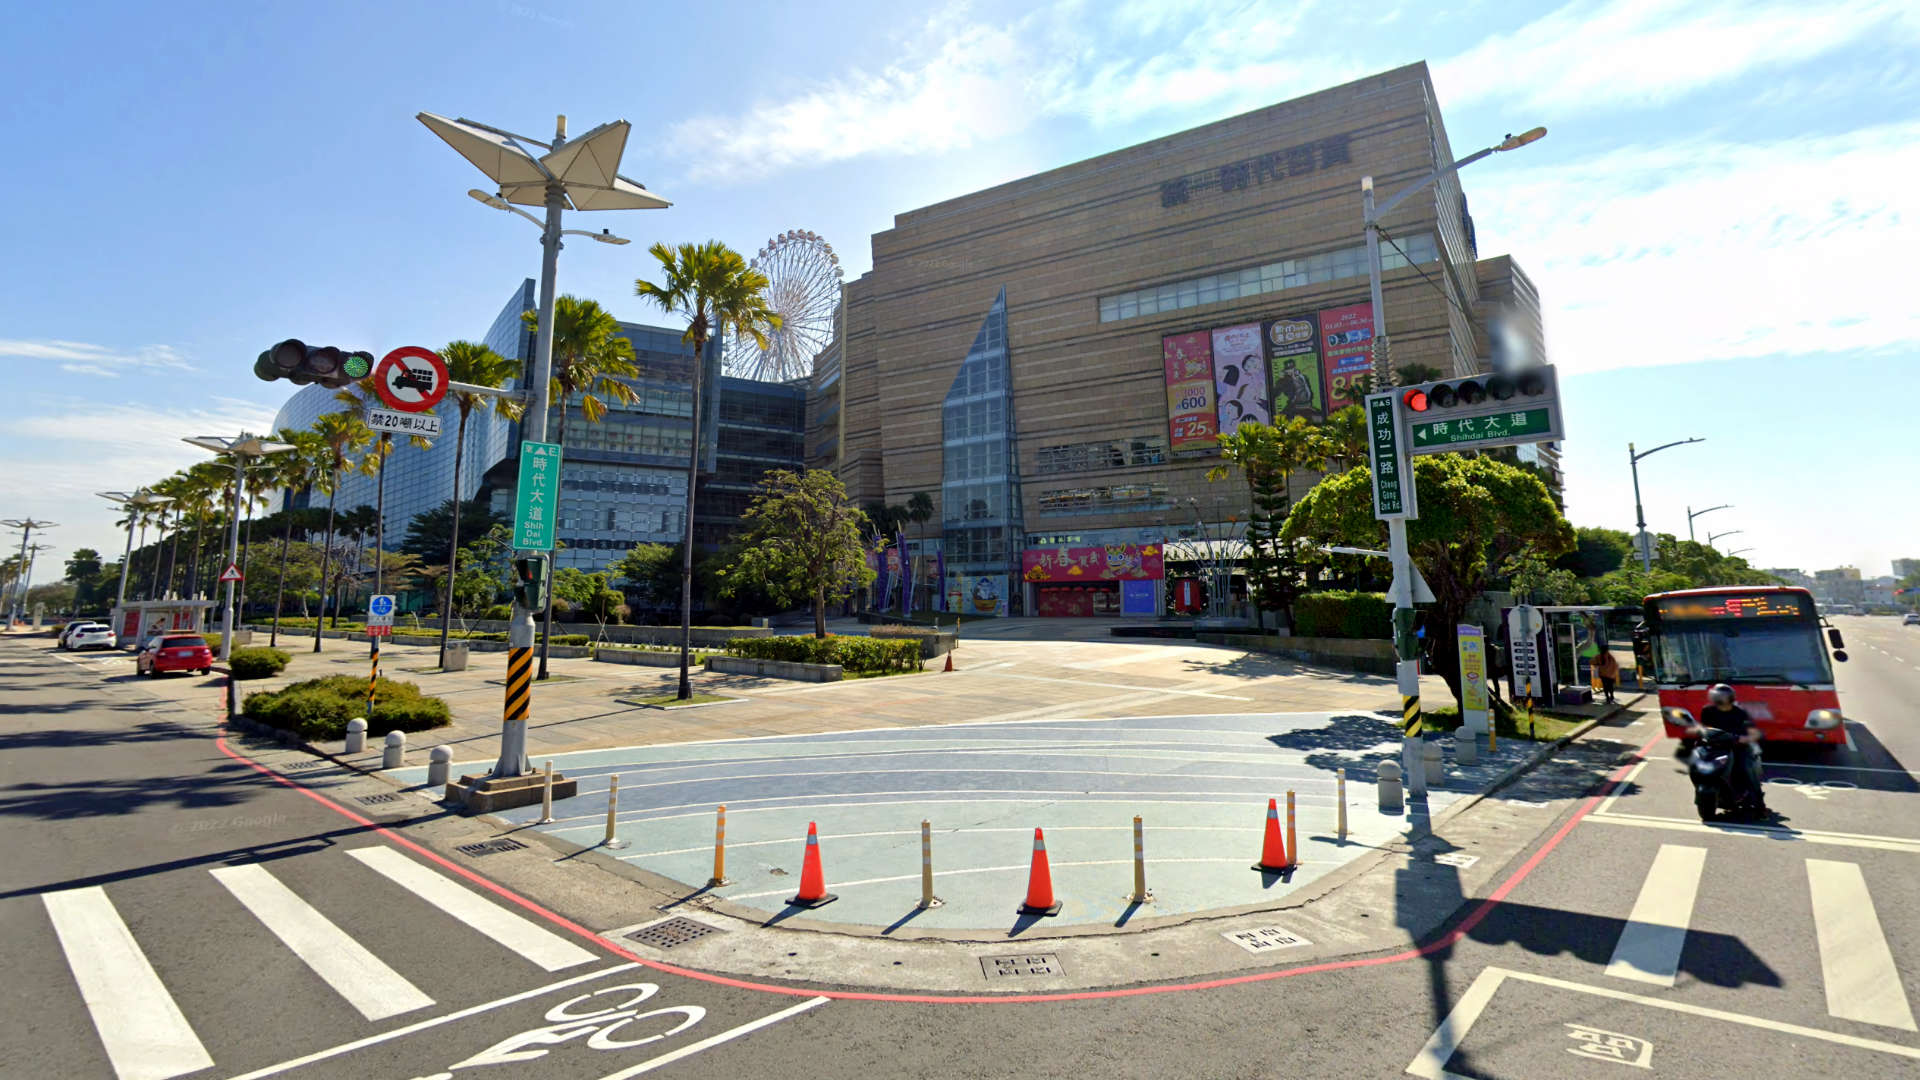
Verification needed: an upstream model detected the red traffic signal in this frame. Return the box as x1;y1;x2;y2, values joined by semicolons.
1402;388;1429;412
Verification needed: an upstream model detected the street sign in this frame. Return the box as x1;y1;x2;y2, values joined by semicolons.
367;624;392;637
368;408;442;438
512;441;562;551
1403;365;1564;456
373;347;449;413
1365;391;1416;520
1458;623;1489;733
367;594;395;627
1633;530;1657;562
217;563;243;583
1410;407;1552;450
1391;560;1437;604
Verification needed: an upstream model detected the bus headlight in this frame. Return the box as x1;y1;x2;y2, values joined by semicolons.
1805;709;1843;730
1662;707;1695;726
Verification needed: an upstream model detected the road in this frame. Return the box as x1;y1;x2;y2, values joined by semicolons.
4;616;1915;1078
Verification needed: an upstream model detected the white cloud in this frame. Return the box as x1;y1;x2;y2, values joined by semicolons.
0;339;196;373
1468;120;1920;374
1435;0;1920;113
58;363;118;378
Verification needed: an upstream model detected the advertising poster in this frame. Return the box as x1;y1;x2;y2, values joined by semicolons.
958;574;1008;617
1209;323;1270;437
1162;331;1218;451
1121;579;1157;616
1021;544;1165;582
1264;315;1324;421
1318;302;1375;412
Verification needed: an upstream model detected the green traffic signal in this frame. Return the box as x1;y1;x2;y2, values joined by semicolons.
342;351;373;379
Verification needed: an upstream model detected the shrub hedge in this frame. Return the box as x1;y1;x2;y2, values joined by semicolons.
244;675;450;740
228;647;291;680
723;635;922;674
869;624;942;637
482;604;513;620
1290;590;1393;640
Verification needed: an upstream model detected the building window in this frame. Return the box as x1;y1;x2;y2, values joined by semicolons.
1035;482;1171;516
1034;437;1166;475
1095;234;1440;324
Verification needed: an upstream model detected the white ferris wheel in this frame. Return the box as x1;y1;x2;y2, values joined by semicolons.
724;229;843;382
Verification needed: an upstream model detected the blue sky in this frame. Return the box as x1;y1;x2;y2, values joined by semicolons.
3;0;1915;580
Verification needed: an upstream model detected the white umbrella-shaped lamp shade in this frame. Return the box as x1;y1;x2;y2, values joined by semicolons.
419;112;670;212
417;112;550;193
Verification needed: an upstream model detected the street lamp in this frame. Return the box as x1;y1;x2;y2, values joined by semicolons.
1687;503;1731;543
183;434;295;663
98;490;171;613
2;518;56;626
420;111;670;780
1708;529;1743;550
1628;438;1705;572
1726;548;1754;558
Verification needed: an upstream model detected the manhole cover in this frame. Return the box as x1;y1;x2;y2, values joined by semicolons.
979;954;1064;979
626;917;723;950
455;838;528;857
354;793;402;806
1221;927;1312;954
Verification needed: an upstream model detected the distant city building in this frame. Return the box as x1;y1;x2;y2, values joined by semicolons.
1893;557;1919;579
1813;567;1865;605
1765;568;1813;589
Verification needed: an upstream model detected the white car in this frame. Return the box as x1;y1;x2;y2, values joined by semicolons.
62;623;115;650
1905;612;1920;626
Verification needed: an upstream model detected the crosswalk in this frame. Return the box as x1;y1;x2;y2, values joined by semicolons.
37;845;606;1080
1602;843;1916;1031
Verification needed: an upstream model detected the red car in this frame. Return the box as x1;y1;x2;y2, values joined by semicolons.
137;633;213;677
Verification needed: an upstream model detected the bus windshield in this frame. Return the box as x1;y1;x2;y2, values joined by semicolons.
1653;619;1833;686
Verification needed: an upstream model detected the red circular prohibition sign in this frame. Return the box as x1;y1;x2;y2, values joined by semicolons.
373;346;449;413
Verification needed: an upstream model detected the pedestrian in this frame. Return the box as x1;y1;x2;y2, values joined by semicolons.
1594;647;1620;705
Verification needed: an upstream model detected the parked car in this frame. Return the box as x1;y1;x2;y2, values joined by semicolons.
58;622;105;649
137;633;213;676
64;624;116;651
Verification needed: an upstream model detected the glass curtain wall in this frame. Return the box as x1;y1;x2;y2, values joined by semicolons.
940;288;1022;616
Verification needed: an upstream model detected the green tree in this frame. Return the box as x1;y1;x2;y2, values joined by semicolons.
431;340;522;666
611;542;681;611
1283;454;1574;707
1502;549;1587;605
1397;362;1445;384
1324;404;1369;469
634;239;781;697
65;548;103;610
402;499;508;559
1556;525;1633;578
1213;416;1332;630
721;469;875;639
1587;566;1695;607
264;428;329;646
308;409;372;651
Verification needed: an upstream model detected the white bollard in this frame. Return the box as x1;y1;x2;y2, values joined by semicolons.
603;775;627;850
344;717;367;755
1454;726;1478;765
382;730;406;770
1404;737;1428;798
1423;740;1444;788
1336;768;1349;841
426;745;452;787
1378;759;1404;813
538;761;555;824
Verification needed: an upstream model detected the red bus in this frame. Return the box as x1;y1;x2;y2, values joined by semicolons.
1634;586;1850;745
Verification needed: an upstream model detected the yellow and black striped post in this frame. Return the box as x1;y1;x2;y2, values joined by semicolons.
366;637;380;720
505;646;533;726
1403;691;1422;736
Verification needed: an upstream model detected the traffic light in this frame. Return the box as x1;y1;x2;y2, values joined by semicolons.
253;340;376;389
1400;369;1550;414
511;555;549;613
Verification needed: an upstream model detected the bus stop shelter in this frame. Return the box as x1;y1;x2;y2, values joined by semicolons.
110;600;216;648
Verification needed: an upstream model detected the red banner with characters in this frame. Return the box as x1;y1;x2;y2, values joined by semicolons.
1023;543;1165;582
1319;302;1375;412
1162;332;1217;451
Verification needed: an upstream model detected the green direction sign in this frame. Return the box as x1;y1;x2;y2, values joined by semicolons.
1367;393;1409;520
1411;407;1552;450
512;441;562;551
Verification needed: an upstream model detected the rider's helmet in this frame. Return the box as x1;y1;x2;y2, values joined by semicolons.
1708;683;1736;707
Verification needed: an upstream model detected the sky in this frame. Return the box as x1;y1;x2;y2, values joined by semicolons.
2;0;1916;584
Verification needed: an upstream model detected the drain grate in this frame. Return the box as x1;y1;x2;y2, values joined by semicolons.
626;917;724;950
456;838;528;857
354;793;402;806
979;953;1064;979
283;760;328;772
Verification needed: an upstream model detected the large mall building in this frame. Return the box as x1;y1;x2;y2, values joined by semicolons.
813;61;1552;617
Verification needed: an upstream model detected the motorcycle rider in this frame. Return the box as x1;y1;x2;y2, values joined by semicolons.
1689;683;1768;815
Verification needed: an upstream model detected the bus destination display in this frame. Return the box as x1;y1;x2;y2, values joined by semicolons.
1655;593;1807;620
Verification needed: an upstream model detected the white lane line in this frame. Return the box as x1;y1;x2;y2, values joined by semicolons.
210;863;433;1021
1596;755;1652;816
222;963;638;1080
591;995;831;1079
1807;860;1917;1031
1768;761;1920;777
1584;812;1920;854
41;886;214;1080
1405;965;1504;1079
346;847;596;971
957;669;1252;699
1604;844;1707;986
725;856;1259;900
1845;722;1859;752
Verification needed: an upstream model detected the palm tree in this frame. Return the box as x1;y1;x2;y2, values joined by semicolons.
1325;404;1369;469
520;295;642;677
266;428;326;646
309;409;372;652
634;240;781;699
435;341;522;668
906;491;934;613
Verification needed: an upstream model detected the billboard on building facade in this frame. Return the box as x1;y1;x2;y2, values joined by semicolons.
1264;315;1324;421
1209;323;1270;437
1162;331;1218;451
1022;543;1165;582
1318;302;1375;412
950;574;1009;617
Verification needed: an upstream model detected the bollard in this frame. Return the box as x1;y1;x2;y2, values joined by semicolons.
1423;740;1444;788
1336;768;1348;842
1285;792;1298;870
918;819;942;908
709;805;729;887
1455;726;1478;765
1489;722;1498;754
382;730;405;770
426;745;452;788
1404;738;1428;798
1378;759;1404;813
603;775;627;850
538;761;555;824
1130;815;1151;903
344;717;367;755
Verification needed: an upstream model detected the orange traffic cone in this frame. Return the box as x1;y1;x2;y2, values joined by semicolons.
786;822;838;908
1253;797;1291;872
944;650;954;672
1018;827;1062;916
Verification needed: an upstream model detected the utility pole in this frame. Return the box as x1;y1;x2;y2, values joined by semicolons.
2;518;56;625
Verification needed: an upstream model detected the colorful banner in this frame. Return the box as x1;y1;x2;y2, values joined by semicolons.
1162;331;1218;451
1210;323;1270;437
952;574;1008;617
1121;579;1158;616
1022;543;1166;582
1264;315;1323;421
1459;623;1489;713
1319;302;1375;413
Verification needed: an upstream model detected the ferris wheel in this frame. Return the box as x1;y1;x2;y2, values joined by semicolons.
724;229;843;382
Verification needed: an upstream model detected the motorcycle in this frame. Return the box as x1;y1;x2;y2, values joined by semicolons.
1688;727;1764;821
